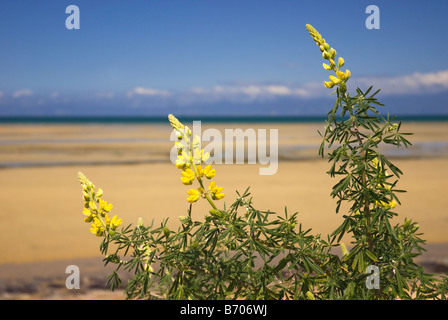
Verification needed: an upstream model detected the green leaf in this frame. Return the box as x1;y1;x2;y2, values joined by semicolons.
365;250;378;263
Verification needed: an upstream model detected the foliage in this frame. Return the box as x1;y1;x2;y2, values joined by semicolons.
77;24;448;299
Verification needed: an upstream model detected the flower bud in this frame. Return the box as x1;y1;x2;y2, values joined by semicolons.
209;209;224;219
404;218;411;228
322;51;331;60
329;59;336;68
89;201;97;211
330;48;337;57
138;217;144;227
179;215;192;225
338;57;345;68
323;43;330;51
322;63;332;71
163;226;171;238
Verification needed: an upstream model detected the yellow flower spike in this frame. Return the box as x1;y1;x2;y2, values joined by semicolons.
186;189;200;203
168;114;183;131
306;24;324;45
181;168;196;185
338;57;345;68
169;114;223;210
203;165;216;179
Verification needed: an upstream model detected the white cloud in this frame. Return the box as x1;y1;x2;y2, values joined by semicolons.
185;83;319;103
127;87;170;97
169;69;448;106
13;89;33;98
352;69;448;95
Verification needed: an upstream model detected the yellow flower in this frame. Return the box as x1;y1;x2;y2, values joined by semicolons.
376;199;397;209
168;114;183;130
193;148;209;164
89;201;97;212
79;172;123;237
176;150;191;169
107;214;123;231
203;165;216;179
336;70;347;80
181;168;196;185
187;189;200;203
196;164;205;177
329;74;341;84
83;208;95;222
99;198;113;213
90;217;104;237
306;24;351;91
209;181;225;200
324;81;335;89
169;115;224;208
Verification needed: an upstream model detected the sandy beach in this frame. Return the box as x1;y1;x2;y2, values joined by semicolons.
0;120;447;299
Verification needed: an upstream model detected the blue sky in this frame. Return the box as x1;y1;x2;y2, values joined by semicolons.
0;0;447;116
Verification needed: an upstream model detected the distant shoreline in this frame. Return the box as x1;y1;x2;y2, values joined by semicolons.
1;114;448;124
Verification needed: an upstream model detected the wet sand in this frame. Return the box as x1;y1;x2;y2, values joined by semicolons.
0;121;447;299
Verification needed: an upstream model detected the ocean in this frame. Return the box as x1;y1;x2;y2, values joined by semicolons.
1;114;448;124
1;115;448;168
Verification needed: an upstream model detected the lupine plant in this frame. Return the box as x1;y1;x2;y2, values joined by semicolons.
77;24;448;299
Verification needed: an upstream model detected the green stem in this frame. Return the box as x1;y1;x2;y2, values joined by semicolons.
192;161;218;211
